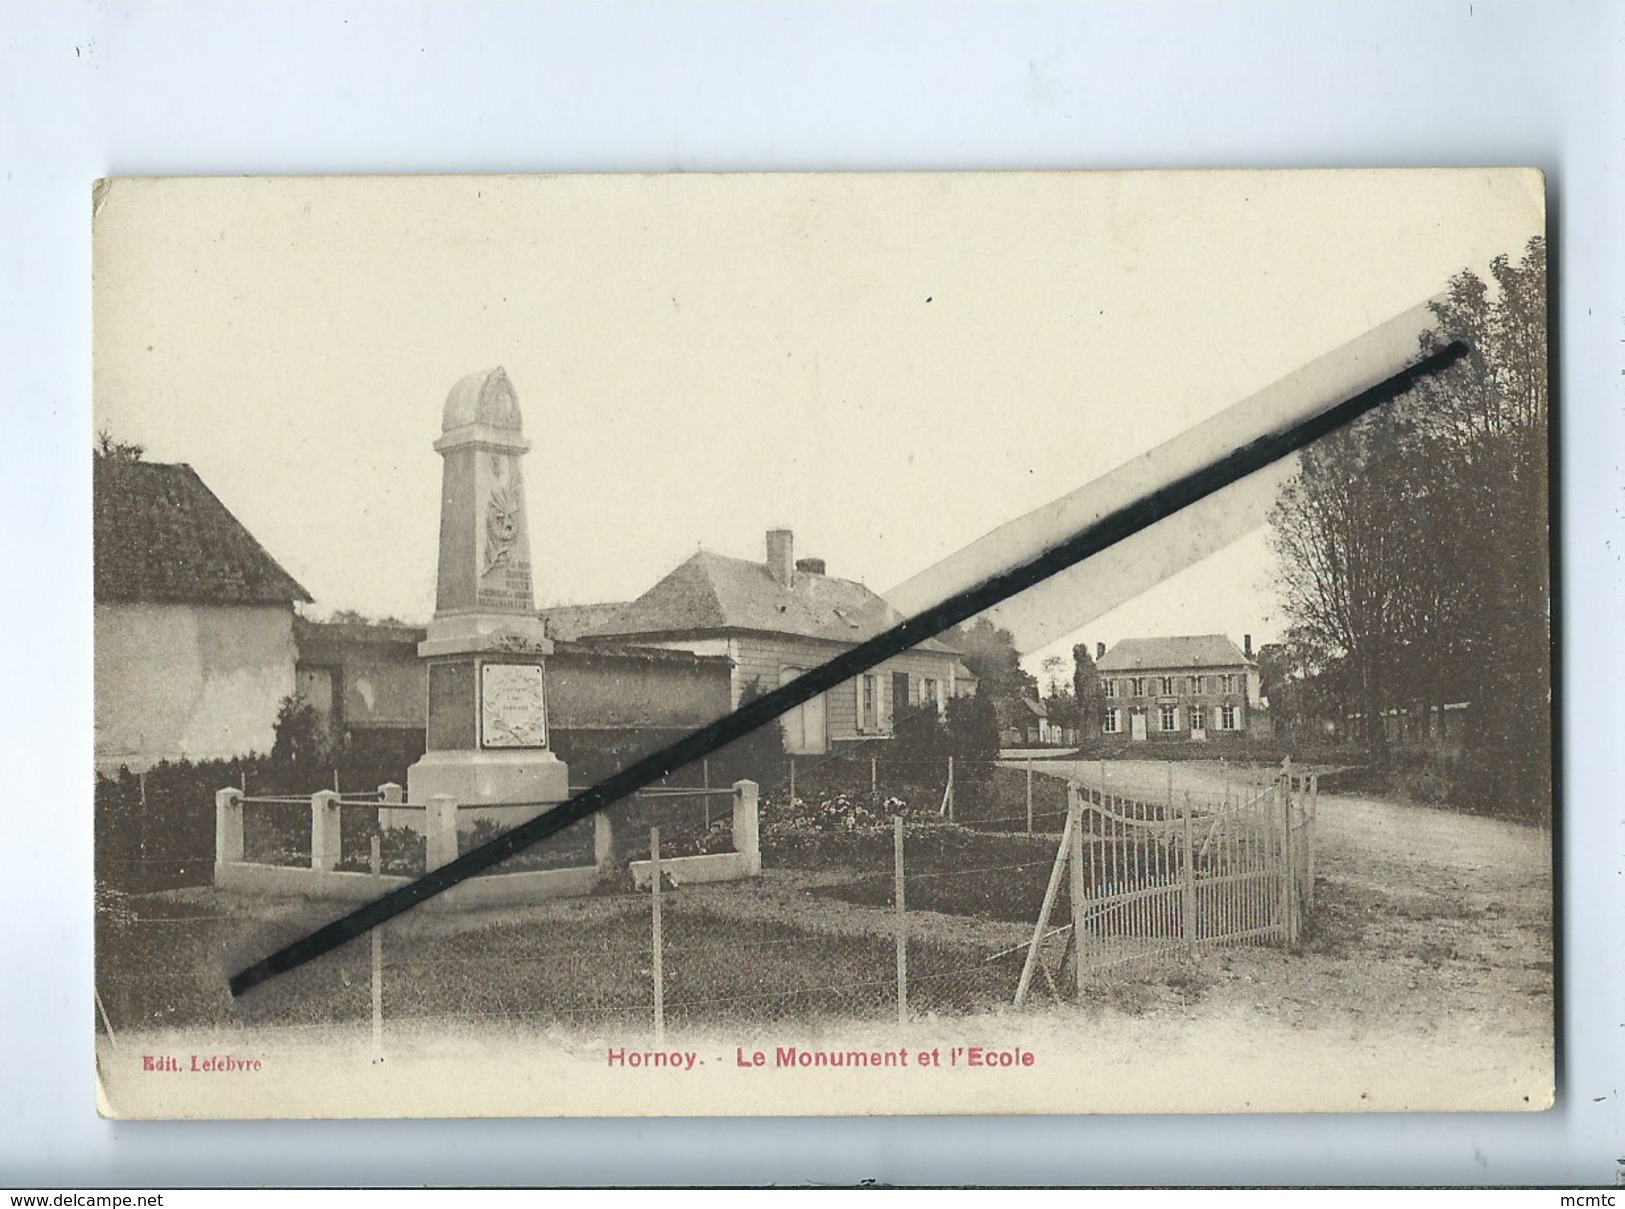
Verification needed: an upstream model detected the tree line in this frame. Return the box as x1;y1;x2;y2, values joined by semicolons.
1266;237;1550;817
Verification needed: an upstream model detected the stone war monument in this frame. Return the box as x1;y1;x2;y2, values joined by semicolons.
407;367;570;818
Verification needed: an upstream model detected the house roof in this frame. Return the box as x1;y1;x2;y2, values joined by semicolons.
1096;634;1252;672
581;549;957;654
994;697;1048;726
950;660;979;682
94;458;312;606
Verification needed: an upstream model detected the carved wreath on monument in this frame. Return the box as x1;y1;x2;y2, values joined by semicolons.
483;456;521;576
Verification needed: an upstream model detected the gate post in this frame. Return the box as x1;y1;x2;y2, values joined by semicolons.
1307;772;1318;911
1068;785;1086;996
215;787;244;873
1278;769;1294;947
1181;789;1197;955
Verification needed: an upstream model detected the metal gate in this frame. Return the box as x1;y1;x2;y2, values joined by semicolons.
1016;760;1317;1001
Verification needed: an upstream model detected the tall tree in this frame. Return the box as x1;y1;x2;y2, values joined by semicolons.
95;428;145;462
945;617;1039;701
1072;642;1106;739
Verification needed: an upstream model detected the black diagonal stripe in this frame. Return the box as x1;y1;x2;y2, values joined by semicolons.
229;340;1467;996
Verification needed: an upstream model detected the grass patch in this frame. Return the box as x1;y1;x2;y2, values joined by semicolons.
96;889;1015;1037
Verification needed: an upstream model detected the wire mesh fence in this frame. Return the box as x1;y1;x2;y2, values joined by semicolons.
95;851;1030;1047
94;744;1316;1052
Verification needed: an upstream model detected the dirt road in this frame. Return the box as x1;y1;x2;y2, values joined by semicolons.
1025;757;1554;1096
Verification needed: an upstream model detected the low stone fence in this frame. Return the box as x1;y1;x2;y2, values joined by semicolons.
213;780;761;906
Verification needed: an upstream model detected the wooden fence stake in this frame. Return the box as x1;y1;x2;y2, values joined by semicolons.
871;755;878;806
1015;788;1076;1006
894;815;908;1025
137;771;149;875
1026;757;1034;836
651;826;665;1044
370;833;383;1062
95;987;119;1049
788;757;796;806
946;756;955;823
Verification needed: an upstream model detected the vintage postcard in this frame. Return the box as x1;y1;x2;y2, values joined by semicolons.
92;169;1552;1118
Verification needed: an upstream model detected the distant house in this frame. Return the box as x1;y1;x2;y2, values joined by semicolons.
949;660;980;699
94;457;312;771
997;698;1052;747
573;529;963;755
1095;634;1261;742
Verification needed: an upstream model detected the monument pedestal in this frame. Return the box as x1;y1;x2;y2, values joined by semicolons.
407;749;569;824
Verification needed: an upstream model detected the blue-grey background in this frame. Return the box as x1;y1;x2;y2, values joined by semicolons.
2;0;1619;1187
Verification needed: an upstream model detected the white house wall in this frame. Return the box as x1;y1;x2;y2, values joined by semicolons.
95;602;297;771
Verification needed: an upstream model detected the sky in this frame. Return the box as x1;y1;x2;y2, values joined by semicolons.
93;170;1543;682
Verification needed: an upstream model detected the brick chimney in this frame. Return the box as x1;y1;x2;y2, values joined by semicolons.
766;529;794;587
1243;634;1253;658
795;557;826;575
1096;641;1105;659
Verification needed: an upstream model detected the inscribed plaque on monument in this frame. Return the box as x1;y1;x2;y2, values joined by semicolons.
92;170;1552;1121
479;662;548;749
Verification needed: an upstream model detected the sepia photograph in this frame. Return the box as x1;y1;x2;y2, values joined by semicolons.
90;169;1551;1119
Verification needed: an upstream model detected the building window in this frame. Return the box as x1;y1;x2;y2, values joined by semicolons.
1102;678;1118;699
1189;675;1205;695
1158;675;1175;696
921;678;939;707
860;674;879;732
1159;703;1177;731
1220;703;1240;731
1220;673;1238;694
1129;677;1145;697
1103;708;1120;734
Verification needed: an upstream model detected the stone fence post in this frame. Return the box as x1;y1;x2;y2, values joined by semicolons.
426;794;459;871
215;787;244;871
311;790;342;873
594;812;616;874
378;782;403;831
732;780;761;875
